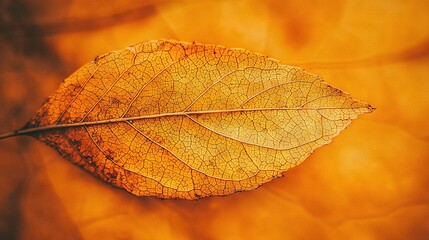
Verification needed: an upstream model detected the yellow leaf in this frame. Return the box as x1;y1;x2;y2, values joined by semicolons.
1;40;373;199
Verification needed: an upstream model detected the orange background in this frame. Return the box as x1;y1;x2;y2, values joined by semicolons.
0;0;428;239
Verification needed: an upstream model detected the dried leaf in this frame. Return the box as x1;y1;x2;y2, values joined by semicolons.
1;40;373;199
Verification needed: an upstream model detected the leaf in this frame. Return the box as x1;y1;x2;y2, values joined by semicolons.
1;40;373;199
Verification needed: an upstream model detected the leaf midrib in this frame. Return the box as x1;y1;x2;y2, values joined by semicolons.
3;105;368;139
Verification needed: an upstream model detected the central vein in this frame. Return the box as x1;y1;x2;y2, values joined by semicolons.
15;106;364;137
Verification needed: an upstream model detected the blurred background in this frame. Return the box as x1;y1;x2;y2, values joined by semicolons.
0;0;428;239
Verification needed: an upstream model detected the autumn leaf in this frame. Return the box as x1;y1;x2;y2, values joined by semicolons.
0;40;373;199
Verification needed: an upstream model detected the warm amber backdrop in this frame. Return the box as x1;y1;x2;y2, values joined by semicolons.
1;0;428;239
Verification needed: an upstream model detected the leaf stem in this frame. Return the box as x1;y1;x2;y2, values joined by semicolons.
0;124;63;140
0;130;24;140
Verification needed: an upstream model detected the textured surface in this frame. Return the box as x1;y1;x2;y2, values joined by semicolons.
1;0;428;239
27;40;371;199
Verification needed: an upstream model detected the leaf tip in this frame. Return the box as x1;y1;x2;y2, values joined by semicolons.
367;104;376;112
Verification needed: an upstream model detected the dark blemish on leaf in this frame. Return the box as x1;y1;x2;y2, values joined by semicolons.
111;97;120;107
106;170;118;179
82;155;97;168
106;154;114;161
105;149;115;162
71;139;82;150
94;55;100;64
70;84;83;92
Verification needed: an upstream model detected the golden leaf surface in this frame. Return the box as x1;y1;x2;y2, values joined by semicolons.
21;40;372;199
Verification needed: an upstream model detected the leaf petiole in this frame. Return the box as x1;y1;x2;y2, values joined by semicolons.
0;130;23;140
